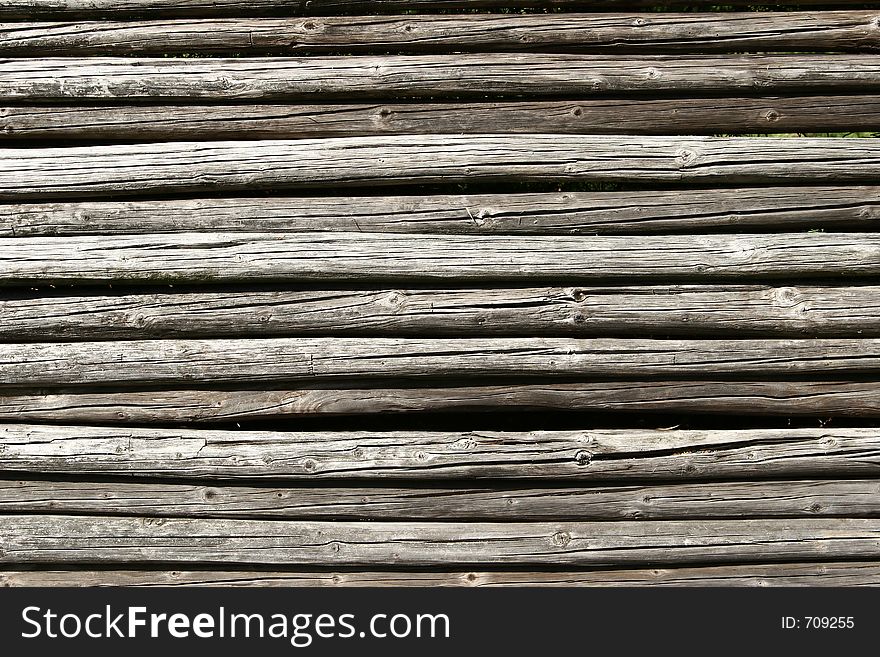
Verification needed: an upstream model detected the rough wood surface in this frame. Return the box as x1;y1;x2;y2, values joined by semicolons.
0;0;870;20
3;478;879;520
4;137;880;200
2;425;879;481
3;516;880;565
5;97;879;141
2;233;878;284
3;186;877;236
4;563;879;587
5;13;880;56
4;56;880;101
4;285;879;341
2;380;879;423
4;338;880;387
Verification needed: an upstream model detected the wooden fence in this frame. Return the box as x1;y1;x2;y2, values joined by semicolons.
0;0;879;586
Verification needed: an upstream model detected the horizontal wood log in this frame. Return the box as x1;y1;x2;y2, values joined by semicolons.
2;233;878;284
3;516;879;565
3;186;878;236
1;1;872;20
4;137;880;200
4;56;880;102
3;478;879;520
5;97;880;141
4;338;880;387
2;425;879;481
5;13;880;56
4;285;880;341
2;381;880;423
3;563;879;587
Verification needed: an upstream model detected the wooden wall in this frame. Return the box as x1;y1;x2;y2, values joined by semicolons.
0;0;879;586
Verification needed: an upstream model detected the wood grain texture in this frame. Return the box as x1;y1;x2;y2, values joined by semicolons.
1;233;878;284
4;563;879;587
4;56;880;101
4;338;880;387
4;285;879;341
3;516;880;565
2;425;879;481
3;186;877;236
2;381;879;423
4;137;880;200
3;478;879;520
5;13;880;56
0;0;871;20
5;97;879;141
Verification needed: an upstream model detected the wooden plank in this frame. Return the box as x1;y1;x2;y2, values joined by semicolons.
4;285;880;341
3;186;877;235
5;97;879;141
3;516;879;565
1;425;879;481
0;1;872;20
4;563;879;587
4;137;880;200
3;478;878;520
3;338;880;387
2;381;879;424
4;56;880;102
5;13;880;56
1;233;878;284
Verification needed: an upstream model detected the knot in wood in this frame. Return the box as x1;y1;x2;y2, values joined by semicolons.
631;17;647;27
764;109;780;123
302;458;318;472
569;287;588;303
575;450;592;466
676;149;697;167
552;531;571;547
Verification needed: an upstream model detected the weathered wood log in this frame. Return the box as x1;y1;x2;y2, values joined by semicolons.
3;516;879;565
0;1;871;20
4;285;879;341
3;187;877;236
1;233;878;284
4;137;880;200
4;56;880;102
3;338;880;387
2;478;878;520
4;563;879;587
1;0;873;20
5;13;880;56
1;425;879;480
5;97;879;141
2;381;879;423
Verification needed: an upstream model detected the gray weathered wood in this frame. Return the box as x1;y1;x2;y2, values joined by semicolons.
3;478;878;520
4;285;879;341
3;338;880;387
0;0;870;20
4;56;880;101
3;186;877;236
1;425;879;481
1;233;878;284
5;97;879;141
2;380;879;423
5;13;880;56
3;563;879;587
3;516;879;565
4;137;880;200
